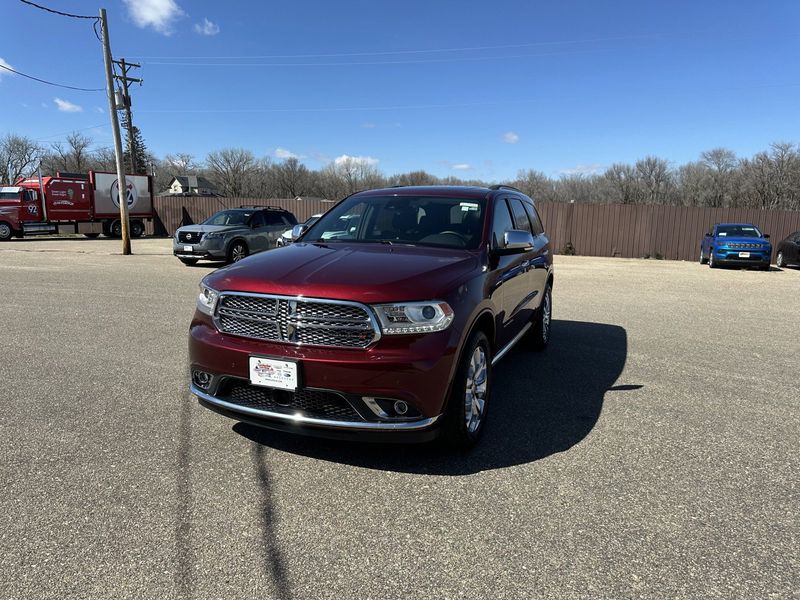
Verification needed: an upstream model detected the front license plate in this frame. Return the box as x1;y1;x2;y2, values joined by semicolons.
739;251;751;258
249;356;298;391
183;245;193;252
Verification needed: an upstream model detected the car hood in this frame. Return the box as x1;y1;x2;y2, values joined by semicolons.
177;224;244;235
714;236;770;245
206;242;481;303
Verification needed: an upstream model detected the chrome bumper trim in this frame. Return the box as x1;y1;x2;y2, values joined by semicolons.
191;384;441;431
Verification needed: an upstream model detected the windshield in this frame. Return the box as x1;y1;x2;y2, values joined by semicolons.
716;225;762;238
304;195;486;249
203;210;253;226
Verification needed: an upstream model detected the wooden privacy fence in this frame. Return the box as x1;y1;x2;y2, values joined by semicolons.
148;196;335;237
535;202;800;261
149;195;800;262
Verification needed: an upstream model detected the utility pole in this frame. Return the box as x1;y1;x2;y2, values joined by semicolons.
112;58;142;173
99;8;131;255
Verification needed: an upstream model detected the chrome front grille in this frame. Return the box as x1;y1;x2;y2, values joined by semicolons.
215;293;379;348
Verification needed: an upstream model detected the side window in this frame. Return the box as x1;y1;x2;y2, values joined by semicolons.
523;201;544;236
491;199;514;248
250;212;266;228
508;198;533;235
264;212;285;226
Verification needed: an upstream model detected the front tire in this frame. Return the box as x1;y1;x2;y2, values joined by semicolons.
699;248;708;264
178;258;199;266
776;251;786;268
709;251;718;269
0;222;13;241
442;330;492;449
228;240;248;263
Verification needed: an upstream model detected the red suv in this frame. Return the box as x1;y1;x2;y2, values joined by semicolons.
189;185;553;447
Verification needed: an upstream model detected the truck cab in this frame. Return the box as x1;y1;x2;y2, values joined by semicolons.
0;186;44;240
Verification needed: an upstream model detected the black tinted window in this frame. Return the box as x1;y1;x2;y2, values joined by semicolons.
491;199;514;248
264;212;286;226
249;212;265;227
508;198;532;234
523;201;544;235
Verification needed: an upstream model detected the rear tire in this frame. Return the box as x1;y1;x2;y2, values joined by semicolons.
699;248;708;264
528;283;552;352
441;330;492;450
131;220;144;238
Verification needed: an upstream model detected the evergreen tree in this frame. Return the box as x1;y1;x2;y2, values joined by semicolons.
120;113;149;175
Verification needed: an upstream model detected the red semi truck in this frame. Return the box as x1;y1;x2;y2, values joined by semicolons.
0;171;154;240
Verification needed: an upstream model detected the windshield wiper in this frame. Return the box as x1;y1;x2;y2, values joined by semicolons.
379;239;393;245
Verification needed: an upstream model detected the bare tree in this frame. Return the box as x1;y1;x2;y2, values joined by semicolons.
274;157;310;197
635;156;672;204
163;152;201;173
0;134;42;184
700;148;737;207
513;169;557;202
206;148;256;197
602;163;640;204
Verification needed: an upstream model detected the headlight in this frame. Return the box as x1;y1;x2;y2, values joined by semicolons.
197;283;219;316
205;232;222;239
373;301;453;335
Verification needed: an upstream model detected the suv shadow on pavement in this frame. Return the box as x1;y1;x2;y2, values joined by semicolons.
234;320;629;475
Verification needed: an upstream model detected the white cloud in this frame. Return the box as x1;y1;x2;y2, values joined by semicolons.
333;154;379;167
0;57;14;81
54;97;83;113
451;163;472;171
193;17;220;36
361;122;377;129
559;163;605;176
274;147;302;160
124;0;184;35
94;106;104;113
503;131;520;144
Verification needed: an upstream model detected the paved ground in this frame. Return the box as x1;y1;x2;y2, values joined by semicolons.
0;237;797;599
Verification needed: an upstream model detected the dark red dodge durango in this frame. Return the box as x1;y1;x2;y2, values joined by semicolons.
189;185;553;447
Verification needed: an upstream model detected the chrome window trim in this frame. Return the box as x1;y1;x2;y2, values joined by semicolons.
213;290;382;349
192;384;440;431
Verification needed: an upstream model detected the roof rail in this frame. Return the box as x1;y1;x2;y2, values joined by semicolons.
488;184;523;193
238;204;288;210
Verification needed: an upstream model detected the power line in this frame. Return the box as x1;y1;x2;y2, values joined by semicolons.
0;63;103;92
128;33;681;60
33;123;108;142
19;0;96;19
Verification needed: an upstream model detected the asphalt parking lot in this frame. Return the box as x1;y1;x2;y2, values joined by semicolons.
1;237;797;599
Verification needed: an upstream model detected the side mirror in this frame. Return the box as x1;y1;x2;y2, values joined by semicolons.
495;229;534;254
763;234;770;239
704;233;712;237
291;224;307;240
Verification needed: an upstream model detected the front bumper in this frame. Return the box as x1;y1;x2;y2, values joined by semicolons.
173;238;226;260
188;319;457;441
713;248;771;266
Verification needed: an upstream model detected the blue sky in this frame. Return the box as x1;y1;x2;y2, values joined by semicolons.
1;0;799;181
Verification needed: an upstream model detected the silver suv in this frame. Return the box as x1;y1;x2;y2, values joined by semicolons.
173;206;297;265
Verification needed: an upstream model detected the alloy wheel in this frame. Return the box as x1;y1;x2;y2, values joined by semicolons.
776;252;785;268
0;223;11;240
541;287;552;343
231;243;247;262
463;346;487;433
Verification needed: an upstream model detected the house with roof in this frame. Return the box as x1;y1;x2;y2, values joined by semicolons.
162;176;220;196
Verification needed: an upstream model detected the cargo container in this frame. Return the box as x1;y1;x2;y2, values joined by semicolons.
0;171;153;240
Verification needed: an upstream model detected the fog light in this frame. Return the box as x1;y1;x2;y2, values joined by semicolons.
192;370;212;390
393;400;409;415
